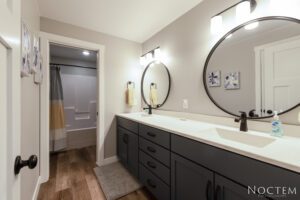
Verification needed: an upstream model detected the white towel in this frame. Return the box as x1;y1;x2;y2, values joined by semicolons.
150;87;158;107
126;87;136;107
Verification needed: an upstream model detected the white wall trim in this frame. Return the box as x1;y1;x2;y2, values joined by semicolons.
98;156;119;166
32;176;41;200
40;32;106;183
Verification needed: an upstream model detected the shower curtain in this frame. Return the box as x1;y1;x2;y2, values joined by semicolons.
50;66;67;152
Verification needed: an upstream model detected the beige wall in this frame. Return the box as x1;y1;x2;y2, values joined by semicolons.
142;0;300;125
40;17;142;158
21;0;40;200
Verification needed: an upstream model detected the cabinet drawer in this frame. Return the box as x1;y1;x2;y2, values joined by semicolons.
140;137;170;167
117;117;138;134
139;164;170;200
139;124;170;148
139;151;170;185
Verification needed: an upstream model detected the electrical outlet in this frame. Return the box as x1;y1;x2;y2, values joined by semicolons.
183;99;189;109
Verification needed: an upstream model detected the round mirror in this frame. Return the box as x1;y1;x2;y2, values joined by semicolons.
141;61;171;108
203;16;300;119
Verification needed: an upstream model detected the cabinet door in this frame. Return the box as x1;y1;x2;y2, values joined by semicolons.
127;130;138;178
215;175;268;200
117;127;128;165
171;153;214;200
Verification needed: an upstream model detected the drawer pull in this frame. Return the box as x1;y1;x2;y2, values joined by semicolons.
122;134;128;144
215;185;223;200
206;180;213;200
147;132;156;137
147;161;156;169
147;179;157;188
147;146;156;153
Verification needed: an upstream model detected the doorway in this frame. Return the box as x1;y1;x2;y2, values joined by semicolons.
39;33;105;183
49;44;98;152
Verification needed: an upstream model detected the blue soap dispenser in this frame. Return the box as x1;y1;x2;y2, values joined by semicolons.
271;111;283;137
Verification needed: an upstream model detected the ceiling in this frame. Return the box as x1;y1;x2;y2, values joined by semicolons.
38;0;204;43
50;44;97;62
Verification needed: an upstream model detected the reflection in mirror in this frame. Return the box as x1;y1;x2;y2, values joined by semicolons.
142;61;171;108
204;17;300;118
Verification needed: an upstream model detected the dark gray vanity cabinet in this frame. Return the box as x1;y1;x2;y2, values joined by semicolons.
117;117;300;200
117;118;139;178
171;153;214;200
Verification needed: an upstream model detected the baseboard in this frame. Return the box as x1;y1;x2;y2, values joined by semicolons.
102;156;119;166
32;176;42;200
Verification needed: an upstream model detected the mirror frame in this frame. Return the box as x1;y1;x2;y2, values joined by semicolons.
203;16;300;119
141;60;171;108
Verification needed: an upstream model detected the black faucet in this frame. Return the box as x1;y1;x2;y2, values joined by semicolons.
234;111;248;132
143;105;152;115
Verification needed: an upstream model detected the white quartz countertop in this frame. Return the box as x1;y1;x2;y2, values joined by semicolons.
117;112;300;174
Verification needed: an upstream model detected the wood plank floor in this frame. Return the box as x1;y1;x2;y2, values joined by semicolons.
37;146;154;200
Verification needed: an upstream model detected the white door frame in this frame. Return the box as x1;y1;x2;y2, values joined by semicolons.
39;32;105;182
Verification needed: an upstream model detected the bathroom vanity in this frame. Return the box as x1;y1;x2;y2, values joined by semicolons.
117;113;300;200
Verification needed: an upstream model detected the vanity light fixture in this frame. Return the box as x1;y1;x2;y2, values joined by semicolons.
140;47;161;66
82;50;90;56
210;0;256;35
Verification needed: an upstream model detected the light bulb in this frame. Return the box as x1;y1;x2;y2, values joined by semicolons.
146;53;153;64
82;50;90;56
236;1;251;23
154;48;162;61
211;15;223;35
140;56;146;66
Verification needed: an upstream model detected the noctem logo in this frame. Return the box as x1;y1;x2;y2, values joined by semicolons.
248;186;297;198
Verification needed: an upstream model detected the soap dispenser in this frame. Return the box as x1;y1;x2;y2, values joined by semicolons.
271;111;283;137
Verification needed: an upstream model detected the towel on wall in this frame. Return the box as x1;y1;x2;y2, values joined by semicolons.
150;86;158;107
126;86;136;107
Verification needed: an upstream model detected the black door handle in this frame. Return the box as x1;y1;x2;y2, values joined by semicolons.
14;155;38;175
147;146;156;153
206;180;213;200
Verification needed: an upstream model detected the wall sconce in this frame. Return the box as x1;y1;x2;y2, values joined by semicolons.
140;47;161;66
210;0;257;35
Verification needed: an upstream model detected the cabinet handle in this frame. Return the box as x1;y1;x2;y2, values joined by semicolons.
215;185;222;200
147;132;156;137
147;161;156;169
123;134;128;144
147;179;157;188
147;146;156;153
206;180;213;200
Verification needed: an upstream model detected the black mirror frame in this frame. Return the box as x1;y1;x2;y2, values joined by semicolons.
141;60;171;108
203;16;300;119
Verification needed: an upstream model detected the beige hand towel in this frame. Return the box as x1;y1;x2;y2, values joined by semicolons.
126;87;135;107
150;87;158;107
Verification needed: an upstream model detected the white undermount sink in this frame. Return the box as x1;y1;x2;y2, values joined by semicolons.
140;113;152;117
204;128;276;148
